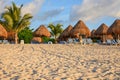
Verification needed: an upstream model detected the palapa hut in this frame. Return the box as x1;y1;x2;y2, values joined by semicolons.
0;24;7;39
107;19;120;40
58;25;73;41
94;23;109;42
70;20;91;38
33;25;51;43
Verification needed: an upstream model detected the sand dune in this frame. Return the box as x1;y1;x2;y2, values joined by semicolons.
0;44;120;80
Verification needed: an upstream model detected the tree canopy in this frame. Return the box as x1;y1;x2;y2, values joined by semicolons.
18;27;33;43
0;2;32;44
48;23;63;43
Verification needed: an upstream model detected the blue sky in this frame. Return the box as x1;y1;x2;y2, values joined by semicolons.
0;0;120;31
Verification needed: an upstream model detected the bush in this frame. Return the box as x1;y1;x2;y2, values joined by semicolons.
49;38;55;43
91;37;101;42
42;36;55;43
42;37;50;43
18;27;33;43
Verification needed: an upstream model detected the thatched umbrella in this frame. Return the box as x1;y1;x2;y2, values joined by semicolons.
58;25;73;41
95;23;108;35
106;35;113;39
0;24;7;39
32;37;42;43
7;31;15;41
94;23;109;42
70;20;91;38
34;25;51;37
107;19;120;40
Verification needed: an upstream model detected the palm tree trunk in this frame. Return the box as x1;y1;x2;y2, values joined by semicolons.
79;35;82;44
15;32;18;44
118;34;119;40
55;36;57;44
103;35;105;43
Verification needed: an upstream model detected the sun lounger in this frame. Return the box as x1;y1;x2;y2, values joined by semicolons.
48;41;53;44
3;40;9;44
82;38;87;44
67;38;73;44
106;39;112;45
116;39;120;45
73;38;79;44
31;41;40;44
86;38;93;44
106;39;119;45
97;40;102;44
59;41;67;44
0;40;2;44
11;41;15;44
111;40;118;45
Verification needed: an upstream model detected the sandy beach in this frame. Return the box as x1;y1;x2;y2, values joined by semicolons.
0;44;120;80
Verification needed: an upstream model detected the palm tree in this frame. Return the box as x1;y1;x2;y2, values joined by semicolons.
48;23;63;43
0;2;32;44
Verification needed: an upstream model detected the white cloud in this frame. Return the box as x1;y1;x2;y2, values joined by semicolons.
22;0;45;16
0;0;44;20
39;7;64;21
0;0;15;18
0;1;5;14
70;0;120;22
0;0;11;15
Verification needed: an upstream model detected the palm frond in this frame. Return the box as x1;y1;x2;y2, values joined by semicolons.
48;23;63;39
22;13;33;20
0;2;32;36
2;14;13;30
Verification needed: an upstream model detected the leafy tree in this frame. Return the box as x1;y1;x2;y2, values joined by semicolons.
48;23;63;43
18;27;33;43
0;2;32;44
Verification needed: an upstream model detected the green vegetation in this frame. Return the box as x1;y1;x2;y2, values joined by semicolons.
48;23;63;43
42;36;55;43
91;37;101;42
0;2;32;44
18;27;33;43
42;37;50;43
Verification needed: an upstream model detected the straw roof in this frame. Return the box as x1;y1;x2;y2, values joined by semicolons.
70;20;91;38
95;23;108;35
107;35;113;39
107;19;120;35
7;31;15;40
34;25;51;37
0;24;7;39
32;37;42;43
59;25;73;39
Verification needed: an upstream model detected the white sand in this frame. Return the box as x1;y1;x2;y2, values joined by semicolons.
0;44;120;80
